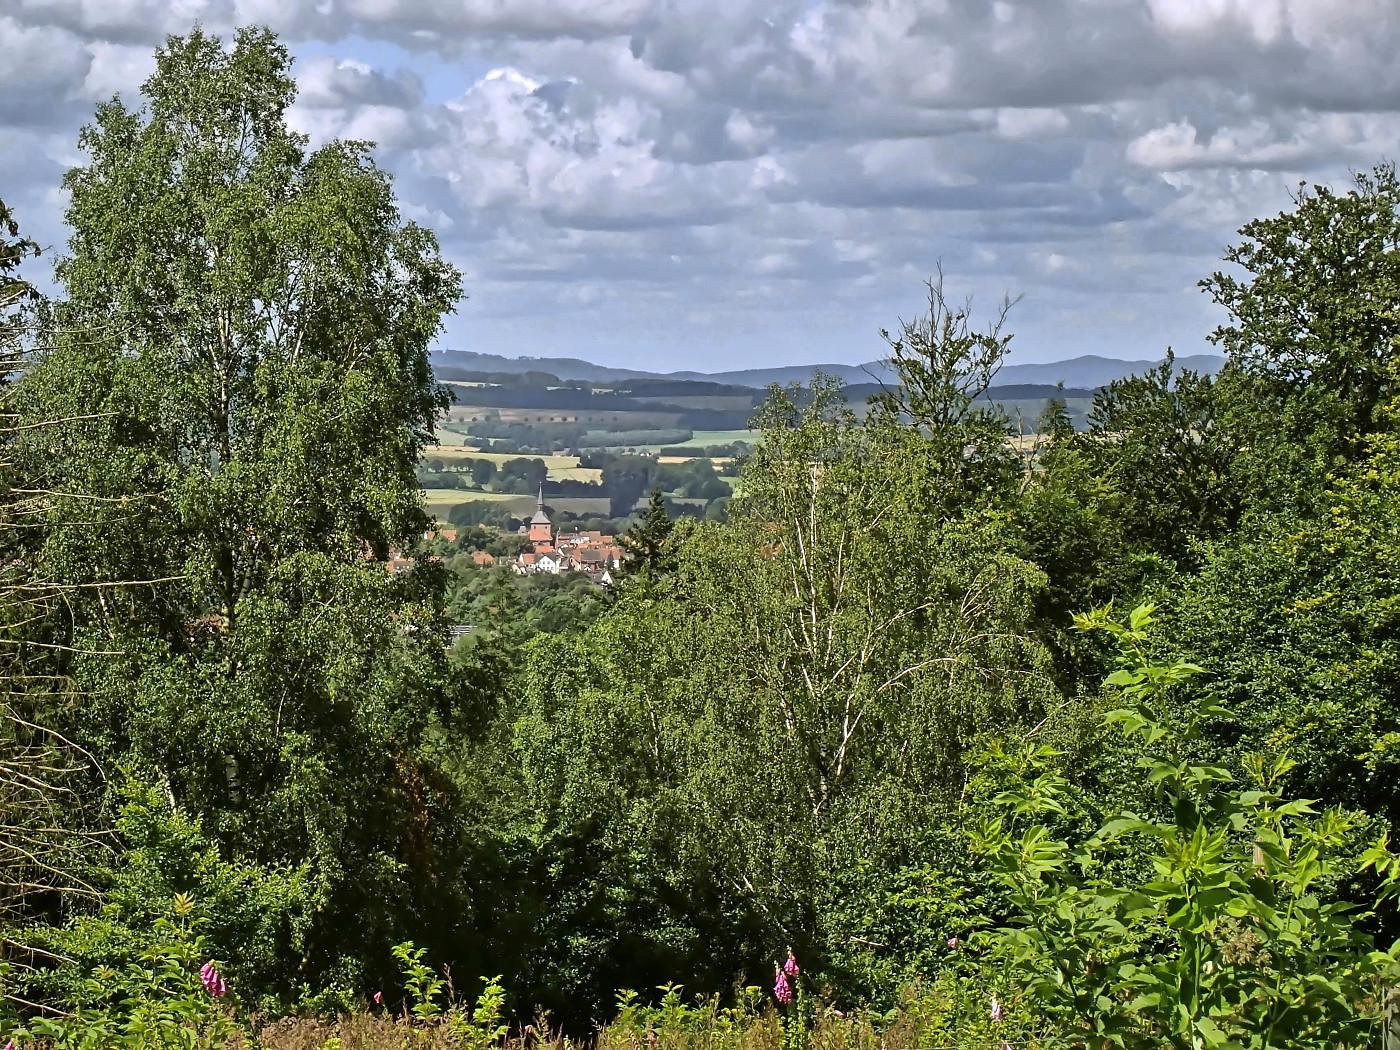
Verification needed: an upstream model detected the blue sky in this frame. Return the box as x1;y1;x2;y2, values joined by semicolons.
3;1;1398;371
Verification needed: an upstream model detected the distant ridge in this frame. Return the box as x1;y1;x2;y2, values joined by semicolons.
431;350;1225;391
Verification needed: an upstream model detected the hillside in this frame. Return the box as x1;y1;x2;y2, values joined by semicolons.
432;349;1225;390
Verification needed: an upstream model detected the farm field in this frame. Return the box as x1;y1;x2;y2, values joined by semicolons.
430;423;476;446
629;394;756;410
422;447;604;483
422;488;611;518
445;405;685;427
668;429;760;448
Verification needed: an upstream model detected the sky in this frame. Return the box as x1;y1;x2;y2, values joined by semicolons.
2;1;1398;372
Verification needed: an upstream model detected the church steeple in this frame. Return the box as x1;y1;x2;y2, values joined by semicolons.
528;481;553;545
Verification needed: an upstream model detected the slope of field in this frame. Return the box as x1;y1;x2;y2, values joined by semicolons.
667;429;760;448
422;490;612;517
446;405;685;427
422;447;603;483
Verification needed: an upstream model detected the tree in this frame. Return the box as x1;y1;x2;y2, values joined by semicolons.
1167;383;1400;828
470;457;496;487
619;487;674;577
2;198;103;940
1077;353;1240;566
978;605;1399;1048
13;28;466;997
1202;164;1400;506
499;378;1066;1016
867;271;1022;509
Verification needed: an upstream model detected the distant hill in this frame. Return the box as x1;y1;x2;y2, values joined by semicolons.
431;350;1225;392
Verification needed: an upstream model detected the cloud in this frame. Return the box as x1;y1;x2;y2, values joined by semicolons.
4;0;1400;369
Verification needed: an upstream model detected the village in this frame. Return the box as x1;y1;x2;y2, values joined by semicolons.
387;485;626;585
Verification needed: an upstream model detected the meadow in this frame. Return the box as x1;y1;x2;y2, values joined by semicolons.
422;489;612;517
665;429;760;448
422;446;605;483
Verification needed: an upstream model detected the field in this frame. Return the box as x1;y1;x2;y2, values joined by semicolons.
666;429;760;448
430;423;477;446
422;489;612;518
445;405;685;427
422;447;604;483
629;393;757;410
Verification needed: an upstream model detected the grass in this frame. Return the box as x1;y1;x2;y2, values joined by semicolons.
230;994;1018;1049
422;448;604;484
667;429;760;449
445;406;684;427
430;424;478;447
657;455;735;466
422;489;611;517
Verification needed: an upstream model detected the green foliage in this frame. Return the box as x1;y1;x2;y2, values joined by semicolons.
618;487;674;579
7;894;244;1050
9;25;468;1004
18;781;311;1013
389;941;509;1048
1168;385;1400;826
975;604;1398;1048
1079;354;1241;567
1202;163;1400;509
393;941;448;1021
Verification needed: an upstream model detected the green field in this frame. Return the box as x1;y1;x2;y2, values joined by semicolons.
422;489;611;518
668;429;760;449
422;448;604;484
629;394;756;411
431;423;477;446
445;405;684;427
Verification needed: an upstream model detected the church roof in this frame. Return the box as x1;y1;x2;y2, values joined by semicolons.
530;483;552;525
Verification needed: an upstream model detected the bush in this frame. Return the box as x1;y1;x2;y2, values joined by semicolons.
972;604;1400;1048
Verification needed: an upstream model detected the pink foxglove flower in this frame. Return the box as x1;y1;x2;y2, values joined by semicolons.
199;961;227;998
773;965;792;1005
989;995;1003;1022
947;936;960;949
783;950;799;977
4;1039;16;1050
373;991;384;1005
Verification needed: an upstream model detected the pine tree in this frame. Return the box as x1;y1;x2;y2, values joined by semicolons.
620;487;675;577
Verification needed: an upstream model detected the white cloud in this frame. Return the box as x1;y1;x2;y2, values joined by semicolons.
6;0;1400;368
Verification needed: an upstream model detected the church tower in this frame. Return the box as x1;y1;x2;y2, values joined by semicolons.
528;484;553;546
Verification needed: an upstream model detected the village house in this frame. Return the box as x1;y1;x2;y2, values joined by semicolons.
513;486;623;581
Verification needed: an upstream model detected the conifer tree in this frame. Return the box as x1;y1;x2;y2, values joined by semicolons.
620;487;675;577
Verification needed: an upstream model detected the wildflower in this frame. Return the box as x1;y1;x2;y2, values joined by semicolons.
989;995;1003;1022
946;936;960;950
199;960;227;998
773;965;792;1005
373;991;384;1005
783;950;800;977
1001;1043;1013;1050
4;1040;15;1050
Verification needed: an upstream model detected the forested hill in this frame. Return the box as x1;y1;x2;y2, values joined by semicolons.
431;348;1225;389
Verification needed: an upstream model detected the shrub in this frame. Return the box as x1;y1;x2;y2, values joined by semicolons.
972;603;1400;1048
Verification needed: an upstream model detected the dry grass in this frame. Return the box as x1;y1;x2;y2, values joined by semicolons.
243;1011;904;1050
